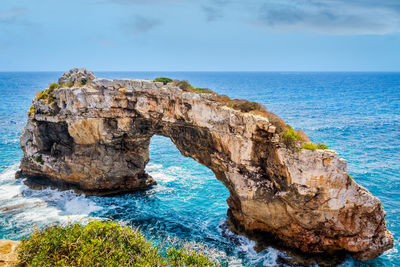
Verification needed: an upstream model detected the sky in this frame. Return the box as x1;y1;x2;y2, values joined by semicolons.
0;0;400;71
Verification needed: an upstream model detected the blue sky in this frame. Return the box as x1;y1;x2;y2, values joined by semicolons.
0;0;400;71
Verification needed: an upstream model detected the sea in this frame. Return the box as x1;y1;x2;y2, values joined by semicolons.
0;71;399;266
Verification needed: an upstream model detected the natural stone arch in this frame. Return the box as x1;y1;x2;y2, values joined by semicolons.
18;69;393;261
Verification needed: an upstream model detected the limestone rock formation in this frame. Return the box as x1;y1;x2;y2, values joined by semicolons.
18;68;393;260
0;240;19;266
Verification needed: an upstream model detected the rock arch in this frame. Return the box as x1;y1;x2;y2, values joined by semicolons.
18;69;393;260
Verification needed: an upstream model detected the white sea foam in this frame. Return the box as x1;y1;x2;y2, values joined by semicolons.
63;195;102;216
0;165;103;239
146;163;179;183
0;164;19;182
145;162;163;171
217;218;288;266
149;170;177;183
0;183;21;201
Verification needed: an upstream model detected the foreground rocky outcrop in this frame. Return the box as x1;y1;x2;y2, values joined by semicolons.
0;240;19;266
17;68;393;260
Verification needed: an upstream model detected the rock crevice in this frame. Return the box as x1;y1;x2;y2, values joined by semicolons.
18;68;393;260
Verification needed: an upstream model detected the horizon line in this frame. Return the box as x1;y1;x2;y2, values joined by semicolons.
1;70;400;73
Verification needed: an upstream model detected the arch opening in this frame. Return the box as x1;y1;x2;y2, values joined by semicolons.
144;135;229;238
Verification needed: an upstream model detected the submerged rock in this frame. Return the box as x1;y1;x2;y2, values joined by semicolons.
17;69;393;260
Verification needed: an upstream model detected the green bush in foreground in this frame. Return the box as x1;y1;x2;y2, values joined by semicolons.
17;220;219;267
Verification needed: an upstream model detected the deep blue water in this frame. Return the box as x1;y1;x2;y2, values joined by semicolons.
0;71;399;266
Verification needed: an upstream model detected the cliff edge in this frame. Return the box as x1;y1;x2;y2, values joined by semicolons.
17;68;393;260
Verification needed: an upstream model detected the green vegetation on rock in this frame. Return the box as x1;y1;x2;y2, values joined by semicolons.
153;77;173;85
166;247;218;266
49;83;59;90
27;105;35;117
32;155;44;164
35;83;58;105
193;87;215;94
62;81;74;88
302;142;329;151
173;80;216;95
174;80;194;91
227;99;266;113
316;143;329;150
281;127;302;150
17;220;219;267
170;79;289;133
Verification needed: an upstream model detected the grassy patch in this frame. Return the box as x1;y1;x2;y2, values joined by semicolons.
193;87;215;94
316;143;329;149
302;142;317;151
153;77;173;85
302;142;329;151
17;220;219;267
49;83;59;90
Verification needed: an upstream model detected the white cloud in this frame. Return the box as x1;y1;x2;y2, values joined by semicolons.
254;0;400;35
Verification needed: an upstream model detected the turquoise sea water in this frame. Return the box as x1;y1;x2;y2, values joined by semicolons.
0;72;399;266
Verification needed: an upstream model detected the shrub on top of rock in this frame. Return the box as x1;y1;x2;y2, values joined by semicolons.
302;142;329;151
153;77;173;85
317;143;329;149
49;83;59;90
261;112;288;133
193;87;215;94
281;126;303;150
227;99;266;113
34;82;59;105
174;80;194;91
172;80;216;95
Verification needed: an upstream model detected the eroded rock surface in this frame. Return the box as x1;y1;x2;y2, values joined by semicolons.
0;240;19;266
18;68;393;260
